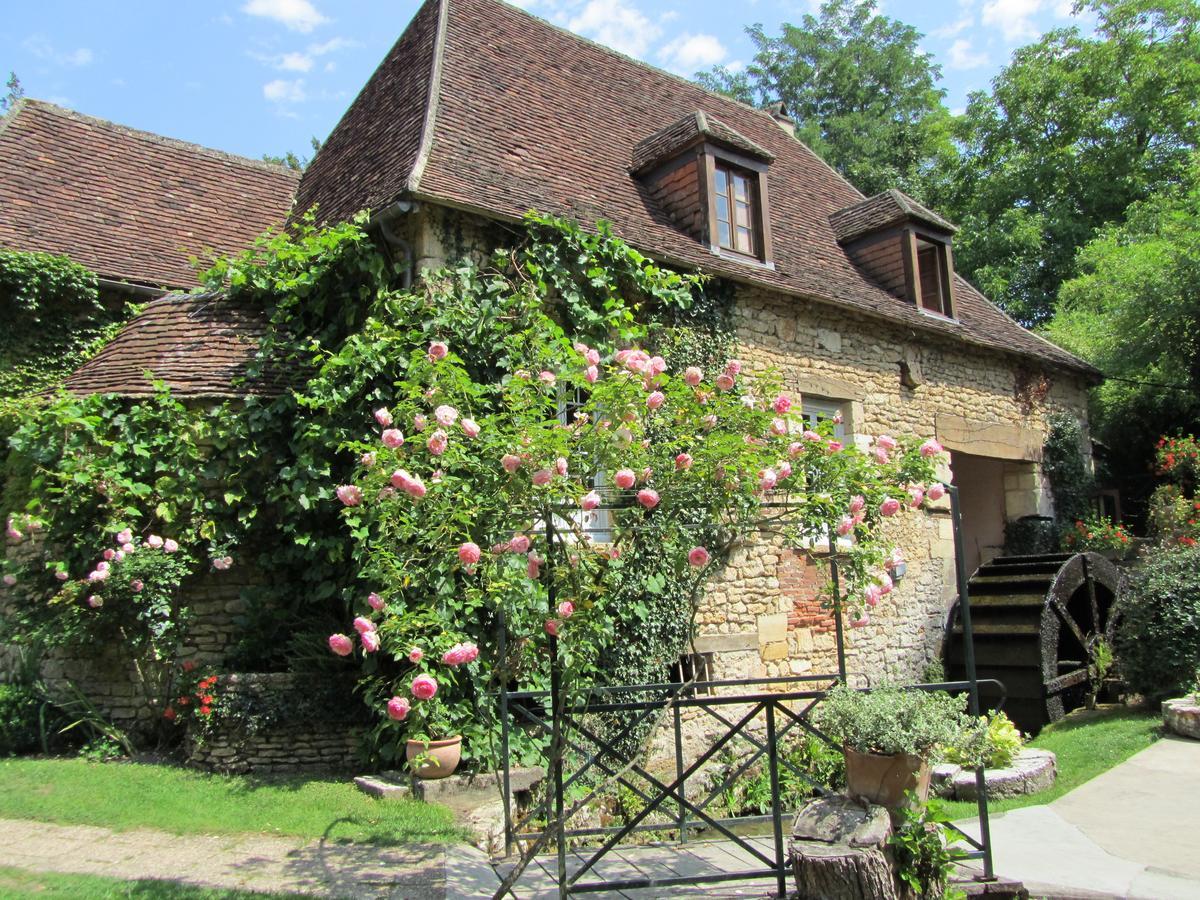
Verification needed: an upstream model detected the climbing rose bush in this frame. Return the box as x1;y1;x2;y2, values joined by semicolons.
326;335;941;764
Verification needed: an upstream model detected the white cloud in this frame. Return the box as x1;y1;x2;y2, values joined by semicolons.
981;0;1046;41
22;36;94;67
946;38;989;69
252;36;352;73
931;15;973;39
658;33;727;73
263;78;307;103
1054;0;1075;15
242;0;328;33
278;52;313;72
567;0;661;57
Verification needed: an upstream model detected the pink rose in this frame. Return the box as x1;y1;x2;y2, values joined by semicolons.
614;468;636;490
88;569;109;582
850;613;869;628
86;595;103;608
874;448;890;465
557;601;575;619
361;630;380;653
878;573;893;595
880;498;901;517
544;618;561;637
585;365;599;384
408;647;424;664
927;482;946;501
374;407;393;427
773;395;792;414
102;548;116;561
147;535;164;549
336;485;363;507
458;542;482;566
908;486;925;508
580;490;601;511
328;633;354;656
509;534;532;554
411;674;439;700
645;356;665;376
556;457;569;477
131;579;144;593
688;546;710;567
122;542;135;553
920;439;943;458
832;413;844;424
849;495;865;514
2;574;15;587
115;551;125;562
788;442;803;457
381;428;405;449
527;551;543;579
702;414;718;430
501;454;522;474
96;560;109;573
767;418;785;437
586;348;600;366
675;452;693;471
864;585;882;607
725;359;742;376
387;696;410;721
803;430;822;443
353;616;376;635
615;427;633;446
428;340;449;361
368;592;385;611
837;516;854;537
532;468;553;486
885;549;905;571
413;414;428;432
647;391;665;411
637;488;660;509
759;469;778;492
434;405;458;428
777;461;793;479
684;366;703;386
827;440;844;453
405;474;427;499
116;528;133;545
55;571;69;582
163;539;179;553
877;435;898;451
715;373;735;392
461;418;480;438
537;370;557;387
427;429;449;456
361;452;377;467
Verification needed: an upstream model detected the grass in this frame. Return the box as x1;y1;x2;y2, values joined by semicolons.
0;757;465;845
0;867;304;899
944;704;1162;820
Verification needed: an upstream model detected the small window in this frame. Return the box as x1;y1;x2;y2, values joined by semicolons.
800;398;847;441
915;239;952;317
669;651;716;695
714;163;759;257
552;385;612;542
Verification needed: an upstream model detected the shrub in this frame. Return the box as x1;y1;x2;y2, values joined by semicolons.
1146;484;1200;547
1062;515;1132;555
817;684;972;757
941;711;1025;770
0;683;42;755
1116;544;1200;700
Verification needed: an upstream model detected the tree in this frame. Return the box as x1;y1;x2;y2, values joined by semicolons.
938;0;1200;325
1;72;23;114
1044;153;1200;507
697;0;954;197
261;135;323;171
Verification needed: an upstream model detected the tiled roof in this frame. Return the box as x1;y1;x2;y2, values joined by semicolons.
64;294;284;398
294;0;1097;379
830;189;958;243
631;111;774;174
0;100;300;289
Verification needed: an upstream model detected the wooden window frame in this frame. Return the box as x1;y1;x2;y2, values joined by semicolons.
901;227;956;319
701;145;773;265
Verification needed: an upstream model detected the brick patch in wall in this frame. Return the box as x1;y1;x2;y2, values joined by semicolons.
780;550;835;633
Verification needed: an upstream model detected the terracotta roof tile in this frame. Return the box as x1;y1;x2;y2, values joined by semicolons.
64;294;283;398
0;101;300;289
830;189;958;243
294;0;1097;379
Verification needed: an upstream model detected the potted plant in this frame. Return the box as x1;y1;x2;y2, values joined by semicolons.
818;684;973;810
402;681;462;779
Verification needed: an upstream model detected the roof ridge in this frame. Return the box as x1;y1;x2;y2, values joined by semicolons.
407;0;450;194
16;99;301;180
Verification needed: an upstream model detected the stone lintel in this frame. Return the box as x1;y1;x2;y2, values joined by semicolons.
693;632;757;654
937;413;1043;462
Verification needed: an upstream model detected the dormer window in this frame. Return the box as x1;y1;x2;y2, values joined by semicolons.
915;237;952;317
632;110;775;266
713;163;759;257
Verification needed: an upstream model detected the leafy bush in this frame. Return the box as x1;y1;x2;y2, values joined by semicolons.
0;683;42;755
941;711;1024;770
1146;484;1200;548
817;684;972;757
1116;544;1200;700
890;795;968;900
1062;515;1133;555
715;734;846;816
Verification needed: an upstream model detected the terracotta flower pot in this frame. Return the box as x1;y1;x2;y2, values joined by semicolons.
843;748;931;810
406;735;462;779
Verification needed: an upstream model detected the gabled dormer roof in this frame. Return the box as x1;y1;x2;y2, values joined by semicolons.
294;0;1096;379
631;111;774;174
830;189;957;244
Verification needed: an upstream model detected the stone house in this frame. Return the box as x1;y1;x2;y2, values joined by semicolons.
2;0;1099;759
288;0;1098;687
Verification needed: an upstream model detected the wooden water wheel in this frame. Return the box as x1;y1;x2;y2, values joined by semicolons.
945;552;1125;735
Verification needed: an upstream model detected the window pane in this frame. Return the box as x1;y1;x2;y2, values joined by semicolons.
917;243;944;313
734;174;749;201
716;193;730;221
737;226;753;252
718;220;732;247
714;168;728;194
735;201;750;227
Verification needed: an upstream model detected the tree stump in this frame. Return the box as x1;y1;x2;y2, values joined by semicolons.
791;795;900;900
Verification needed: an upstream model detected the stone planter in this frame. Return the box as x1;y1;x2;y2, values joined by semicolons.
931;748;1056;800
1162;697;1200;740
843;748;930;810
406;735;463;779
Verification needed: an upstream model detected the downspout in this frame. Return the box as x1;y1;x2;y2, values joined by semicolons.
370;199;417;289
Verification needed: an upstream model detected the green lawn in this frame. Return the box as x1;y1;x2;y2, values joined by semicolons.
0;758;464;845
0;867;303;899
944;704;1161;820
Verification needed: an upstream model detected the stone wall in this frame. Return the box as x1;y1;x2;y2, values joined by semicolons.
187;673;365;775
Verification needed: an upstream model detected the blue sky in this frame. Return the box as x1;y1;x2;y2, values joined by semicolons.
2;0;1092;163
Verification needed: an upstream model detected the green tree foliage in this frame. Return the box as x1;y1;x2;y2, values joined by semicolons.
697;0;954;197
1116;543;1200;699
1045;155;1200;496
938;0;1200;325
